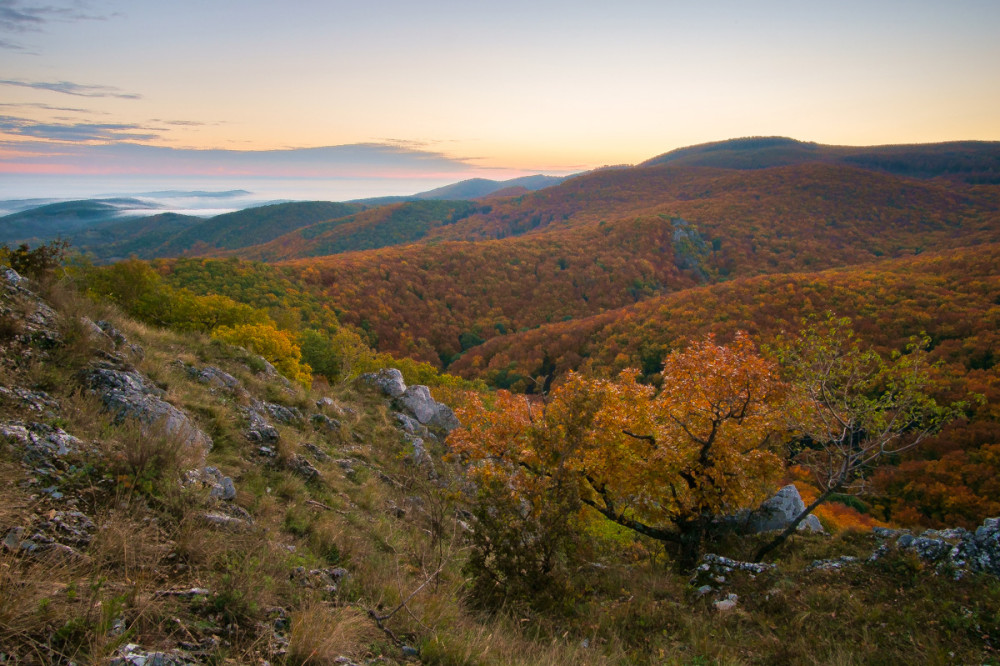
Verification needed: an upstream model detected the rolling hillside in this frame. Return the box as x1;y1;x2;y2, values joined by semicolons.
214;162;1000;366
642;136;1000;183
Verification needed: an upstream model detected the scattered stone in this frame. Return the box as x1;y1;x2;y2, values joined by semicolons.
360;368;406;398
3;526;29;552
713;593;739;611
290;566;348;594
311;413;341;431
243;404;280;443
0;386;60;414
202;512;250;530
154;587;212;599
316;396;336;409
85;364;212;454
808;555;859;571
873;526;910;540
35;510;95;548
0;421;84;474
304;442;331;462
690;553;776;590
111;643;195;666
257;445;277;457
288;454;320;481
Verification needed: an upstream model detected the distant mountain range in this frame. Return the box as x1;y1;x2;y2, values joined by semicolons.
0;173;566;260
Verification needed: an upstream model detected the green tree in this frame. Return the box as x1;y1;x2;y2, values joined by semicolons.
754;315;958;561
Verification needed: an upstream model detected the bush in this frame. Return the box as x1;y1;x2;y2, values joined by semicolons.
0;240;69;281
212;323;313;386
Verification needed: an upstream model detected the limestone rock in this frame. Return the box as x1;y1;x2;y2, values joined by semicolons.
262;401;302;425
0;385;59;414
243;404;279;443
745;485;824;534
808;555;859;571
85;364;212;455
0;420;83;469
311;413;341;431
196;365;241;391
288;454;320;481
397;385;460;433
185;466;237;501
713;593;738;611
394;411;430;438
361;367;407;398
869;516;1000;578
111;643;195;666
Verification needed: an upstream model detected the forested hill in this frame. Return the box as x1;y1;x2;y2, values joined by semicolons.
641;136;1000;183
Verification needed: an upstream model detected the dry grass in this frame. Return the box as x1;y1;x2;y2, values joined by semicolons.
287;603;380;665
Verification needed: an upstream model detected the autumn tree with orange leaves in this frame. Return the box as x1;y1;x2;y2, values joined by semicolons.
449;332;787;578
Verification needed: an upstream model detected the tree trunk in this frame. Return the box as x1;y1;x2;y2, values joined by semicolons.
677;518;705;571
753;486;837;562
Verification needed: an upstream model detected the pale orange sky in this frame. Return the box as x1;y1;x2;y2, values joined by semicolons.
1;0;998;176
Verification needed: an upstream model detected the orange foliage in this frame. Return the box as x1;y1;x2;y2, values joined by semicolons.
449;333;787;561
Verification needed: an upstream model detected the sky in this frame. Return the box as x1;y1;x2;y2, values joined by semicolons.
1;0;999;195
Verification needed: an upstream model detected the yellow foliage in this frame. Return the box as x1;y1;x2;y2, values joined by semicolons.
212;323;313;387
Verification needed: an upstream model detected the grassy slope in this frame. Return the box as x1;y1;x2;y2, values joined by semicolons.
1;268;997;664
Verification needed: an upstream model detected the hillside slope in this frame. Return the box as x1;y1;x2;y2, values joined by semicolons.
2;259;999;664
243;163;1000;364
641;136;1000;183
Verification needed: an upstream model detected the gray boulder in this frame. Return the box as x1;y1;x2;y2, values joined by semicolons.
395;411;430;438
195;365;241;392
397;385;460;433
310;413;341;431
262;401;303;425
361;368;407;398
745;485;823;534
86;365;212;455
288;454;320;481
243;405;279;443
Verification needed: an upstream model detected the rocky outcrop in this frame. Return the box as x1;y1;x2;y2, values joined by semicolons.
85;364;212;455
397;385;460;432
361;367;460;435
1;267;59;348
870;517;1000;578
0;420;86;473
243;404;279;443
741;485;823;534
361;368;406;398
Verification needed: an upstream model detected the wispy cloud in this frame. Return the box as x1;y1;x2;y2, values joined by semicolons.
150;119;213;127
0;101;95;113
0;115;159;142
0;140;483;178
0;1;112;50
0;78;141;99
